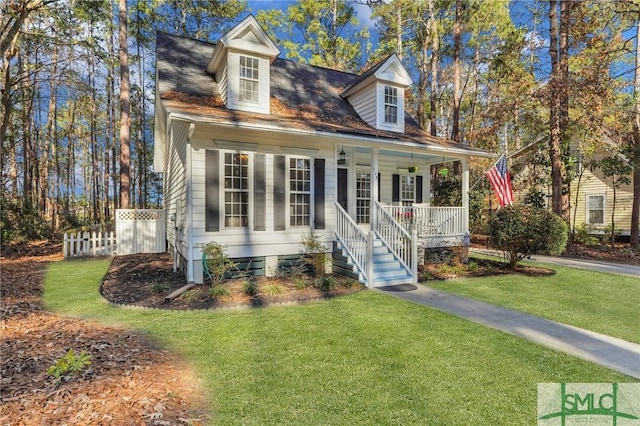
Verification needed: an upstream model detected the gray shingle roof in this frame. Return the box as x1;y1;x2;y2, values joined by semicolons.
155;31;477;151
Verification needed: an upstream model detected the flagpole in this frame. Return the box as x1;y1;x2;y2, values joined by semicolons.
468;152;505;193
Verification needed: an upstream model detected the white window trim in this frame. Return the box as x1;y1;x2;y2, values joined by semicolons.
239;55;259;103
356;171;371;224
219;150;254;231
585;193;605;225
400;174;415;205
384;85;398;124
287;155;314;229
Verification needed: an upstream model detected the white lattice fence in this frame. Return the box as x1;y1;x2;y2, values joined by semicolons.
63;231;117;257
115;209;165;255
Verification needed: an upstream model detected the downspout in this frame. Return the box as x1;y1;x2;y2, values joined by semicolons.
186;122;195;282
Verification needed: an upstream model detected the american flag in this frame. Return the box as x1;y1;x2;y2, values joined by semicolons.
486;154;514;207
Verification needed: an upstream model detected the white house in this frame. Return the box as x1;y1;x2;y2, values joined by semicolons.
154;16;492;287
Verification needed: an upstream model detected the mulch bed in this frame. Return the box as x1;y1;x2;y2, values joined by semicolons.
100;253;364;310
1;242;208;425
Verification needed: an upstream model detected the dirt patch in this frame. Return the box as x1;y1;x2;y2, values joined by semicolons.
0;242;209;425
100;253;364;310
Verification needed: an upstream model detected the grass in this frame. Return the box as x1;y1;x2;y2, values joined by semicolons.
44;258;636;425
428;257;640;344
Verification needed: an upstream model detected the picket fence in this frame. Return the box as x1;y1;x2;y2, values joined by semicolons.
62;209;165;258
63;231;117;257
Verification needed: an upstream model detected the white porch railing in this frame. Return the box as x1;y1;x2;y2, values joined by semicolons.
335;202;370;283
382;205;465;238
63;231;117;257
373;201;417;282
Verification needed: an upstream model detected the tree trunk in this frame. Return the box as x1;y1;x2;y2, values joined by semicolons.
428;0;438;137
119;0;131;209
451;0;462;142
548;0;564;220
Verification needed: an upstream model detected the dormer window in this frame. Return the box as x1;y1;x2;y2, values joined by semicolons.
239;55;259;103
384;86;398;124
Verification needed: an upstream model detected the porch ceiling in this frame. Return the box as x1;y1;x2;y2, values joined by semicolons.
354;147;462;164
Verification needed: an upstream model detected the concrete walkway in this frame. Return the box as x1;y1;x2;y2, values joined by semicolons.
471;247;640;277
374;284;640;379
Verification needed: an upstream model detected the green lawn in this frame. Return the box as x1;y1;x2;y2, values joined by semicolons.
44;258;636;425
428;258;640;344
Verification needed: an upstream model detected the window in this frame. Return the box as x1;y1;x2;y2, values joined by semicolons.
224;153;249;227
384;85;398;123
356;173;371;224
401;175;414;205
289;157;311;226
239;55;259;103
586;194;604;225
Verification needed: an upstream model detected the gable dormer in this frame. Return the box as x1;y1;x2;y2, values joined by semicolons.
206;15;280;114
341;54;412;133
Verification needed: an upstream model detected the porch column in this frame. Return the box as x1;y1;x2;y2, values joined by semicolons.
461;157;470;235
371;147;379;229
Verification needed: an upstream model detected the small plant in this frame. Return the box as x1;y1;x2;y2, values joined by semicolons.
211;284;230;299
202;241;237;287
293;277;309;290
314;275;337;292
151;279;170;295
180;289;197;303
300;233;327;277
47;348;92;385
340;277;360;289
263;284;284;296
242;279;258;296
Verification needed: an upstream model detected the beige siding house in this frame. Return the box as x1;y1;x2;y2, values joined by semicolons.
154;16;492;287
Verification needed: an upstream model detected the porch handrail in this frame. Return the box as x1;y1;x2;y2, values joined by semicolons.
334;201;369;283
373;201;415;276
383;205;465;237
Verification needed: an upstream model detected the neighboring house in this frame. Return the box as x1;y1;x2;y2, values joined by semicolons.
153;16;492;287
509;137;636;238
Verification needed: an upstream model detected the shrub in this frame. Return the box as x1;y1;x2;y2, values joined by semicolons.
300;233;327;277
488;205;568;269
573;223;600;246
314;275;337;292
263;284;284;296
202;241;237;287
151;279;170;294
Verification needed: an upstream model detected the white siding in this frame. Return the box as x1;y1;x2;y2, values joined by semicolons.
347;84;377;128
187;128;335;283
165;121;190;259
216;58;228;104
153;93;167;173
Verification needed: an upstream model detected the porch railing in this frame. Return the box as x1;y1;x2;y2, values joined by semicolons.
382;205;465;238
373;201;417;282
335;202;369;283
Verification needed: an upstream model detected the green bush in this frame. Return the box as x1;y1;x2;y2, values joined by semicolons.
488;205;568;269
211;284;230;299
300;233;327;277
242;279;258;296
202;241;237;287
47;348;92;386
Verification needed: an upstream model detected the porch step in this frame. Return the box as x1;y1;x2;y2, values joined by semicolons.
333;240;412;287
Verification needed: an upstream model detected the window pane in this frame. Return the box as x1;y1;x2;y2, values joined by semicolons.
289;158;311;227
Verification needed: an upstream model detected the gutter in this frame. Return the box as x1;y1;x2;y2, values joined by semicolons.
166;112;495;159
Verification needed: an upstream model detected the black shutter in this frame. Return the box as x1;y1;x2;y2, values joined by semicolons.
254;153;266;231
416;175;423;203
377;173;381;202
274;155;286;231
314;158;325;229
205;149;219;232
392;174;400;203
337;168;348;210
